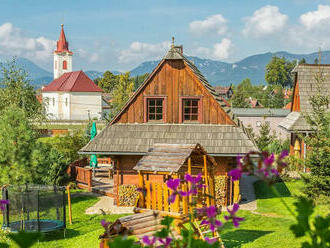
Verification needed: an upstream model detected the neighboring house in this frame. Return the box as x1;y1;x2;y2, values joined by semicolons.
245;97;263;108
214;85;233;100
80;45;257;188
42;24;104;120
232;108;290;139
279;64;330;159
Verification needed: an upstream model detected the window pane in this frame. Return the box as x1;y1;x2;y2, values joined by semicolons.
149;114;155;120
184;100;190;107
156;107;162;113
156;99;162;105
149;99;155;105
191;107;198;114
147;98;163;121
191;115;198;120
156;114;162;120
192;100;198;106
149;107;155;113
184;115;190;120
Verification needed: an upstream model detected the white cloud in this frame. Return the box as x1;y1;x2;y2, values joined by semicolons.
0;22;55;62
119;41;171;64
195;38;233;60
213;38;232;59
76;48;100;63
300;5;330;30
189;14;228;36
243;5;288;37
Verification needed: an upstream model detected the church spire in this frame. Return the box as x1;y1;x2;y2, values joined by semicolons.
55;24;72;54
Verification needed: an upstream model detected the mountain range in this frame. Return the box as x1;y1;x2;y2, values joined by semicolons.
1;51;330;88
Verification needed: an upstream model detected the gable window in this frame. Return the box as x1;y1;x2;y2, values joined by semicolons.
63;60;67;70
144;96;167;122
179;97;202;123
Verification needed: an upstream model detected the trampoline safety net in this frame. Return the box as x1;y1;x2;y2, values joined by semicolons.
1;185;66;233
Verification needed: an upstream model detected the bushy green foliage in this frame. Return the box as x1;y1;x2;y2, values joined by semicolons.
0;106;39;185
301;69;330;199
260;85;285;108
265;56;296;88
0;60;42;119
95;71;119;93
231;78;261;108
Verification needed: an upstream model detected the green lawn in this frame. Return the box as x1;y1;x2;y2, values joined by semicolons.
2;180;329;247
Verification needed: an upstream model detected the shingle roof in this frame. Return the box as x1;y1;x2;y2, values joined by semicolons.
279;111;311;132
42;71;103;92
292;64;330;112
280;64;330;131
232;108;290;117
133;143;217;173
214;86;232;95
79;123;257;156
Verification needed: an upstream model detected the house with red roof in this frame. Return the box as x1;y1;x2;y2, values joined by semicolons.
42;25;104;120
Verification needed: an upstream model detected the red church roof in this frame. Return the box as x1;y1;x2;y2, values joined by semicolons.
55;24;73;54
42;71;103;92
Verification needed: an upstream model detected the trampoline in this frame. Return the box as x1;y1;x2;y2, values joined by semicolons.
1;185;66;233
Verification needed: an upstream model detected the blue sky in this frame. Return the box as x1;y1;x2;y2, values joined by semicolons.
1;0;330;72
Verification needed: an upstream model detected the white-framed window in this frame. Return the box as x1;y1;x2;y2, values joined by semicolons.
65;98;68;107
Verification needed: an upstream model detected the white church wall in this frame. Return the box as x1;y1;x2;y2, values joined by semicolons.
42;92;59;119
54;52;72;79
70;92;102;120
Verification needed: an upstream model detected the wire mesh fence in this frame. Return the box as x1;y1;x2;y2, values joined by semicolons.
1;185;66;233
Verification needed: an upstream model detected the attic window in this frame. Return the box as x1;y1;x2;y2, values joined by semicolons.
144;96;167;122
179;97;202;123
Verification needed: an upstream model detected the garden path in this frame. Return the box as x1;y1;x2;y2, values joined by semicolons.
238;175;258;211
85;195;134;215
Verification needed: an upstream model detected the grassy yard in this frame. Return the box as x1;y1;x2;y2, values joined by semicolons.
2;180;329;247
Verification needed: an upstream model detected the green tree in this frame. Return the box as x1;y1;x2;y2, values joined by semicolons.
298;58;306;65
0;60;42;119
134;73;149;90
265;56;296;87
109;72;134;119
255;121;276;151
302;69;330;199
96;71;119;93
261;85;285;108
0;106;38;185
231;78;253;108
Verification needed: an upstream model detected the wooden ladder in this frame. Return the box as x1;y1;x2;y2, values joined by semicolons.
193;220;225;248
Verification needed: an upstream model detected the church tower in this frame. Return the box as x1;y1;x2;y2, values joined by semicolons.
53;24;73;79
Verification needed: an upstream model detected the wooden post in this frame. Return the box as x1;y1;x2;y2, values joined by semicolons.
172;174;180;213
182;183;188;214
116;160;120;206
87;169;92;192
188;158;192;214
209;174;216;206
233;180;240;203
157;184;163;211
146;181;151;209
164;184;169;212
203;155;210;207
66;185;72;225
138;172;145;208
152;182;157;210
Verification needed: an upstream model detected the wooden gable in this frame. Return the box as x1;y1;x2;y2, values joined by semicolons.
111;52;235;125
291;73;300;112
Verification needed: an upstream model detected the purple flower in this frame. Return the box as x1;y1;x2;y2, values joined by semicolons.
199;206;223;231
205;237;217;244
228;168;242;181
224;203;244;228
206;205;217;218
100;219;111;229
142;235;156;246
166;178;180;191
263;153;275;166
279;150;289;160
158;237;172;247
168;193;177;203
0;200;9;211
185;173;202;185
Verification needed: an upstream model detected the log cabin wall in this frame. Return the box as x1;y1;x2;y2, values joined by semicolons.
114;60;234;125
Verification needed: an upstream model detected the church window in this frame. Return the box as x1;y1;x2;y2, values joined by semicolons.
63;60;67;70
53;97;55;106
65;98;68;107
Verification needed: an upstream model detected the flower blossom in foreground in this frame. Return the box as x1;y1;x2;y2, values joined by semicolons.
0;200;9;211
205;237;218;244
228;156;244;181
158;237;172;247
199;206;223;231
101;219;111;229
224;203;244;227
181;173;205;196
142;235;157;246
166;178;181;203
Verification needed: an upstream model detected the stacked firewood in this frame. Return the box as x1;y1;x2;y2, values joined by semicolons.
214;176;227;206
118;184;139;206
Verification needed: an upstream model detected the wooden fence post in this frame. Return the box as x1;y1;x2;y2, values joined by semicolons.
203;155;210;207
87;169;92;192
138;172;145;208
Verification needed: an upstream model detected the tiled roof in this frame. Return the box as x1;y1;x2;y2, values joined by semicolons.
214;86;231;95
55;24;72;54
79;123;258;156
133;143;217;173
42;71;103;92
232;108;290;117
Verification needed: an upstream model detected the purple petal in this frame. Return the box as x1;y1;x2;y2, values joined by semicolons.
271;168;279;176
215;220;223;227
224;215;230;221
232;217;244;227
142;236;156;246
168;193;177;203
209;223;215;232
158;237;172;247
264;153;275;166
206;206;217;218
200;220;210;225
167;178;180;191
185;174;193;183
279;150;289;160
228;168;242;181
232;203;239;213
178;191;189;197
205;237;217;244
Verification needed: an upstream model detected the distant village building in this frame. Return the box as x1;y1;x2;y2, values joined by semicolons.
279;64;330;159
80;44;257;204
42;24;104;120
214;85;233;100
232;108;290;139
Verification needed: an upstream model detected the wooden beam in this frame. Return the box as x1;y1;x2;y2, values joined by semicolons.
138;172;145;208
188;158;193;215
204;155;210;207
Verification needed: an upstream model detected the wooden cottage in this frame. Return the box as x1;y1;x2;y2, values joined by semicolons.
279;64;330;160
79;44;257;204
